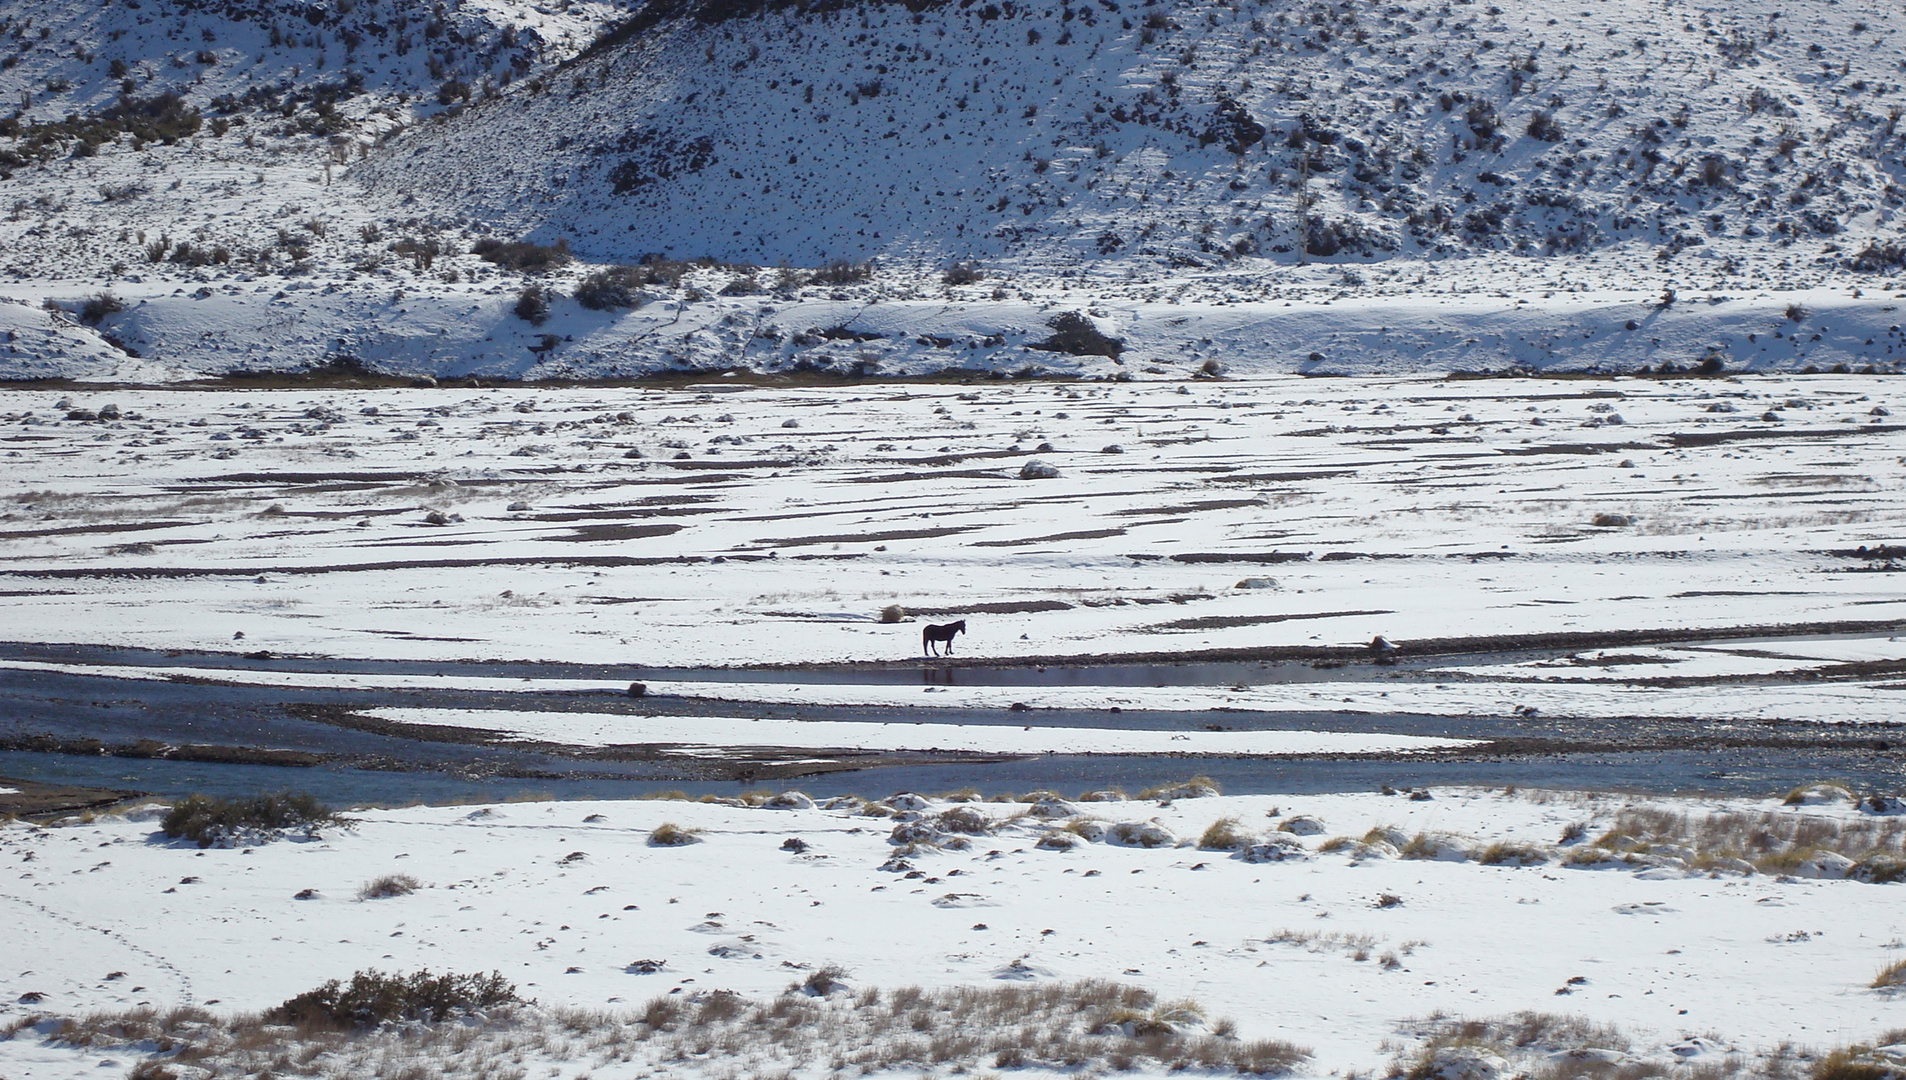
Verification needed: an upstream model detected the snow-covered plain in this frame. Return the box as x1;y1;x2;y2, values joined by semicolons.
3;787;1905;1080
5;374;1906;738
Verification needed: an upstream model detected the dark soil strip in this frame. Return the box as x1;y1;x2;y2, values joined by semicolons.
1111;500;1266;516
552;523;686;542
1497;442;1659;456
843;469;1014;484
907;600;1076;616
5;555;725;578
752;525;979;546
1169;552;1312;564
0;520;195;541
1665;423;1906;447
970;528;1127;547
0;776;145;819
1;733;328;767
1153;609;1394;631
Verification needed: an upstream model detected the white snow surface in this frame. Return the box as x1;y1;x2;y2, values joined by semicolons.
1;788;1903;1080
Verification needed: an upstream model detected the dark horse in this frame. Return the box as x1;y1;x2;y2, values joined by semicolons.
922;620;966;656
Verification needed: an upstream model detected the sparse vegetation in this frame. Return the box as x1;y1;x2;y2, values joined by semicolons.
62;979;1303;1078
1591;800;1906;879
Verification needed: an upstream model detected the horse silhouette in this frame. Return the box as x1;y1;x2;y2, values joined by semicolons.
922;620;966;656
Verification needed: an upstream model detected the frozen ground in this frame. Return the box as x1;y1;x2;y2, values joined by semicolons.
2;786;1904;1079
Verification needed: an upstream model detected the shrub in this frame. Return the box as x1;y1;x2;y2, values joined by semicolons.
472;236;571;274
1874;959;1906;990
810;258;874;285
942;262;984;285
574;265;648;310
513;284;551;325
79;291;124;325
878;603;906;623
161;792;348;848
270;969;517;1029
649;822;701;846
1849;242;1906;274
1526;110;1563;141
359;873;419;899
1030;311;1124;358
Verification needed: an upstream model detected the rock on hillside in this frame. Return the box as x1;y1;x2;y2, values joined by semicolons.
356;0;1906;275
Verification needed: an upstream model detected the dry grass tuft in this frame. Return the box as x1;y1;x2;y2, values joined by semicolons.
1138;775;1221;800
648;822;701;846
357;874;419;900
1872;959;1906;990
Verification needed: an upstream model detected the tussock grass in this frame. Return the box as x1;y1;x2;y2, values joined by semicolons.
1873;960;1906;990
1478;841;1551;866
48;979;1307;1079
1199;817;1254;850
1809;1034;1906;1080
1592;804;1906;879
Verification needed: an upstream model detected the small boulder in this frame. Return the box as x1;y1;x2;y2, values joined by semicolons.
1018;459;1061;480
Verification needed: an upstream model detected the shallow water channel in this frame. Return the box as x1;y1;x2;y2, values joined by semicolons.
1;642;1900;807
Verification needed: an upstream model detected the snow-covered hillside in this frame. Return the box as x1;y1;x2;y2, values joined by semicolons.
361;0;1906;274
2;0;1906;379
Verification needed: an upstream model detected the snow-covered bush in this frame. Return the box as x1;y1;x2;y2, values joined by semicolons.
160;791;349;848
270;969;518;1028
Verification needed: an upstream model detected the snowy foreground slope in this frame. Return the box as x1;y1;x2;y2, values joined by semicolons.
3;787;1905;1080
3;0;1906;379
